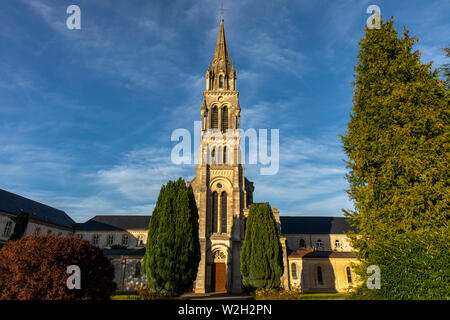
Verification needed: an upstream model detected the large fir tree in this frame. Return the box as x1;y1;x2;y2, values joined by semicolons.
341;18;449;299
240;203;284;291
143;178;200;296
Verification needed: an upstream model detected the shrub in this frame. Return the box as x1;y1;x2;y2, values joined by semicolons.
0;234;116;300
255;288;303;300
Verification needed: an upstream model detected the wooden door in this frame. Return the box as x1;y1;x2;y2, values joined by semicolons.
211;262;227;292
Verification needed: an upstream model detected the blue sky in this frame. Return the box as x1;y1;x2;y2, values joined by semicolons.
0;0;448;222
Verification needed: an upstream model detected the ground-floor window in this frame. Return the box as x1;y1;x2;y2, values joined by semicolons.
291;263;298;280
134;261;141;278
317;266;323;285
346;266;352;284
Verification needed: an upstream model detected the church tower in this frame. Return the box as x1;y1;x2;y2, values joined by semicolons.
189;18;254;294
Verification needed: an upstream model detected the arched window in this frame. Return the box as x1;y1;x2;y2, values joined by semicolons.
317;266;323;285
221;192;227;233
210;147;216;164
217;146;222;164
299;239;306;248
221;106;228;132
291;263;298;280
212;191;218;233
223;146;227;164
135;261;141;278
211;106;218;129
346;266;352;284
219;75;224;88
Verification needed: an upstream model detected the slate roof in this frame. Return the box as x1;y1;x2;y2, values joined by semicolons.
75;215;151;231
289;250;356;259
280;216;355;235
103;248;146;256
0;188;75;229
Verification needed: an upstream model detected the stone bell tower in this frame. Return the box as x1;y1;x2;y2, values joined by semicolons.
189;18;254;294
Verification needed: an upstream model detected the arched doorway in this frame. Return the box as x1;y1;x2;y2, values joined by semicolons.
211;250;227;292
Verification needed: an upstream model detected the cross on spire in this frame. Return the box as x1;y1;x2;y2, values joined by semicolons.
218;3;226;19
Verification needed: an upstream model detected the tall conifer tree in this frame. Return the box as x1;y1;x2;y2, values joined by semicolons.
240;203;284;291
143;178;200;296
341;18;449;299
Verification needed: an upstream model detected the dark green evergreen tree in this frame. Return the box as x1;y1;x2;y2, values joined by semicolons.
240;203;284;291
143;178;200;296
341;18;449;299
442;46;450;84
9;212;29;241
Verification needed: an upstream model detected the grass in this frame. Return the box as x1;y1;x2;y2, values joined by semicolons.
111;291;349;300
300;293;348;300
254;288;350;300
111;294;139;300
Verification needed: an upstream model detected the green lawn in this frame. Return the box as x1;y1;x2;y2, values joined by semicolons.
111;294;139;300
299;293;348;300
111;292;349;300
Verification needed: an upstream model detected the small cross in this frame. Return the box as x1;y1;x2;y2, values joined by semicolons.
218;5;226;19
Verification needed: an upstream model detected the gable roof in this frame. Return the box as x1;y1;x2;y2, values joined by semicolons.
0;188;75;229
280;216;355;235
75;215;151;231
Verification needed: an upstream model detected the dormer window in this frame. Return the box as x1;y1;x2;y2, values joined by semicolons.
219;75;224;88
316;239;323;249
2;221;13;237
299;239;306;248
335;239;341;249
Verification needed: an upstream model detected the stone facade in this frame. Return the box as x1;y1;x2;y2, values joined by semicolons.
188;18;254;294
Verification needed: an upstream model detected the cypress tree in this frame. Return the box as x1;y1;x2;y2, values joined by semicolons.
341;18;449;299
143;178;200;296
240;203;284;291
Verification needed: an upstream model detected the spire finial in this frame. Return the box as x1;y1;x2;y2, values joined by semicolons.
218;1;226;20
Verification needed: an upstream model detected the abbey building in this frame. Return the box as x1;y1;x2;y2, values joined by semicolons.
0;19;359;295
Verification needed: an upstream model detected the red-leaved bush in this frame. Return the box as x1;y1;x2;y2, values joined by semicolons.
0;234;116;300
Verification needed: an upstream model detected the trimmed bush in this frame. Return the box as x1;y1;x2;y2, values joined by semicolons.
143;178;200;296
0;234;116;300
240;203;284;291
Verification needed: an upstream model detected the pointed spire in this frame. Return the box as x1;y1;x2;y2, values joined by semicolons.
212;18;231;73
